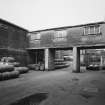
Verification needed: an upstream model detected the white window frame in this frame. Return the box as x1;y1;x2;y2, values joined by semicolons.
30;33;41;41
83;25;101;35
53;30;67;42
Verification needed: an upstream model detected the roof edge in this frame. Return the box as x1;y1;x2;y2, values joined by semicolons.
31;21;105;33
0;18;29;31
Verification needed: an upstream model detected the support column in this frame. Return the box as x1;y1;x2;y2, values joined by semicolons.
45;49;49;70
100;55;103;70
72;47;80;73
48;49;55;70
44;48;55;70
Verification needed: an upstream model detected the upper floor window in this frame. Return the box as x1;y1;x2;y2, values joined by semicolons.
0;23;8;30
83;25;101;35
27;32;41;45
53;30;67;42
30;33;41;41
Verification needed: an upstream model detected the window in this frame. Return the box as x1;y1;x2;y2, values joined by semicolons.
0;23;8;29
53;30;67;42
29;33;41;44
83;25;101;35
30;33;41;41
90;26;95;34
95;26;100;34
80;50;86;54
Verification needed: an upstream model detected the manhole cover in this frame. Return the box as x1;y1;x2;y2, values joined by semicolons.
10;93;48;105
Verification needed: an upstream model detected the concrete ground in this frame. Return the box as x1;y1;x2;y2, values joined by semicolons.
0;67;105;105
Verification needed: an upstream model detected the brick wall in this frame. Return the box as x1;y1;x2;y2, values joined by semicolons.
0;20;29;66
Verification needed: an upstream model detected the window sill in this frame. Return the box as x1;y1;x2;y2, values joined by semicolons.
83;32;102;36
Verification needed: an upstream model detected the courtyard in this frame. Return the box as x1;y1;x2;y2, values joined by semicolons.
0;67;105;105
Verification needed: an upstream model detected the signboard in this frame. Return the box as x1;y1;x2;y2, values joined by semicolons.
81;35;102;42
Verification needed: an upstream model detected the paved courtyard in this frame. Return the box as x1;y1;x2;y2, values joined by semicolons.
0;67;105;105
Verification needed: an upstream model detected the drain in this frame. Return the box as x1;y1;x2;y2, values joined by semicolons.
10;93;48;105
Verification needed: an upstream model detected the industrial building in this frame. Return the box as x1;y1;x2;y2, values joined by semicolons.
0;18;105;72
27;21;105;72
0;19;29;66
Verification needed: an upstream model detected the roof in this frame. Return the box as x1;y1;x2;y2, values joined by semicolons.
0;18;28;31
31;21;105;33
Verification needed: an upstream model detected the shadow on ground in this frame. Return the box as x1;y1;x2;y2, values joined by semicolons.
9;93;48;105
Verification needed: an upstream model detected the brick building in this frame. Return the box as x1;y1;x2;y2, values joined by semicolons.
27;21;105;72
0;19;29;66
0;18;105;72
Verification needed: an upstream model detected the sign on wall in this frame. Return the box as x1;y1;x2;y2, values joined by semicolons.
81;35;102;42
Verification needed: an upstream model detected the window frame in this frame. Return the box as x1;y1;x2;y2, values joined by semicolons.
30;33;41;41
53;30;67;41
83;25;101;36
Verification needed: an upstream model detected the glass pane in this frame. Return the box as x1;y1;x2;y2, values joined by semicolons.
90;26;94;34
95;26;100;34
84;27;88;35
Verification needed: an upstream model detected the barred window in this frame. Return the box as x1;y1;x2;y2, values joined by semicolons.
80;50;86;54
28;32;41;44
0;23;8;29
53;30;67;42
84;25;101;35
30;33;41;40
28;32;41;42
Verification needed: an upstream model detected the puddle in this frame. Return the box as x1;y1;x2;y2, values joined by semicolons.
72;77;79;81
79;87;98;99
80;92;94;99
83;87;98;93
10;93;48;105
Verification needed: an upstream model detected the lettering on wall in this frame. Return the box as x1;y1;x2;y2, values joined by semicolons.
81;35;102;42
